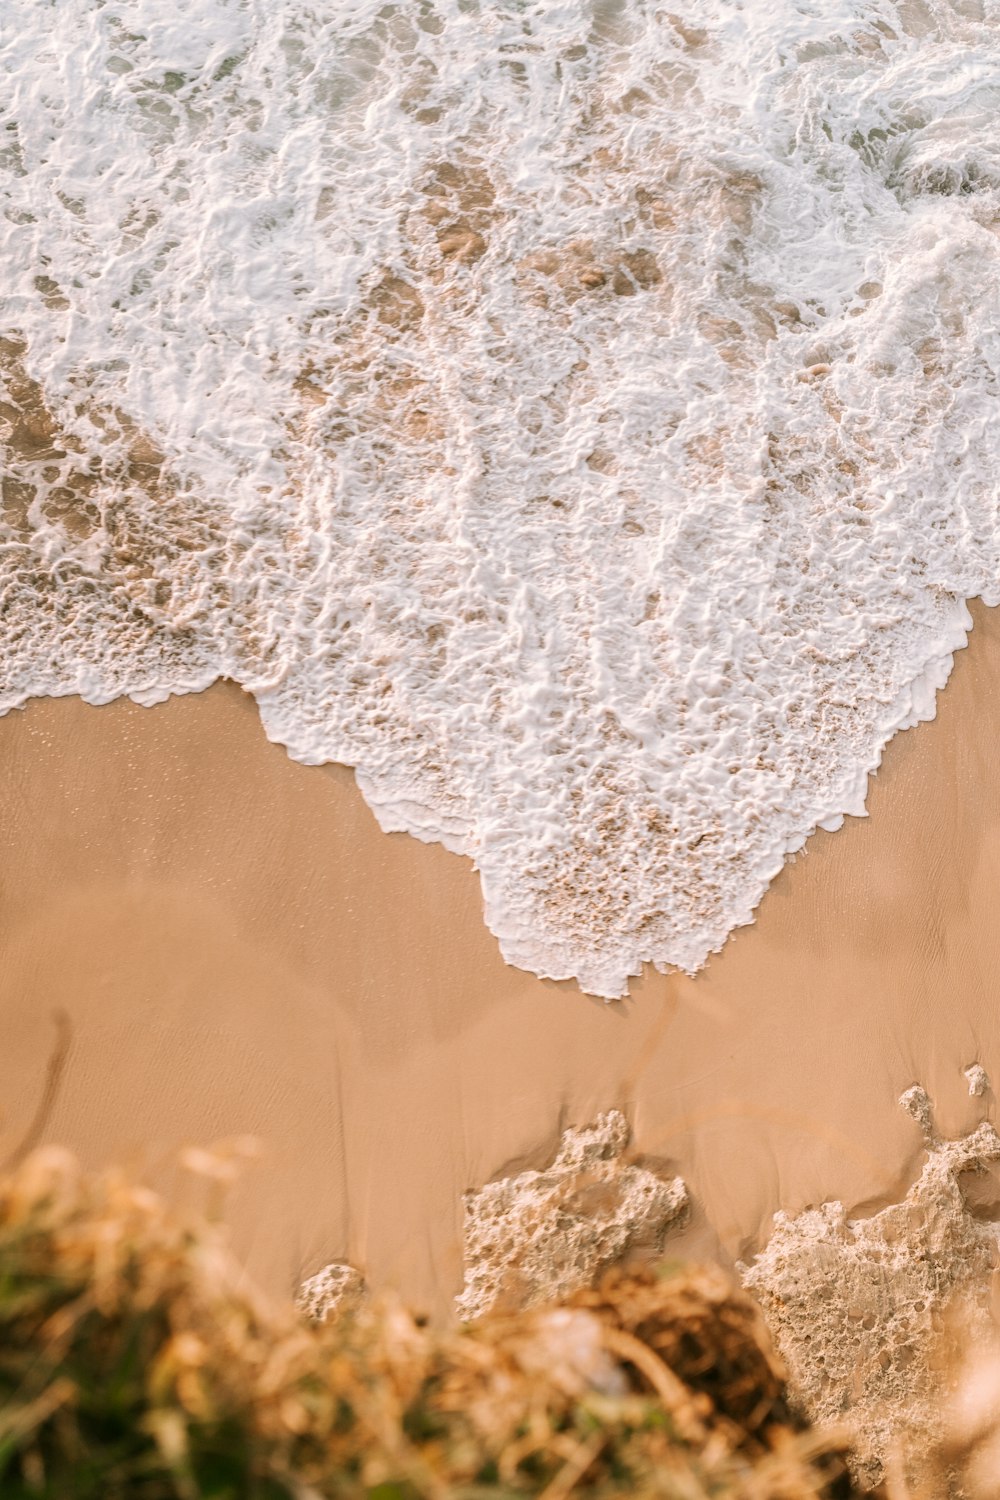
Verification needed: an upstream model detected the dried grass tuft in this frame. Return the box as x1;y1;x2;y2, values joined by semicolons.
0;1146;870;1498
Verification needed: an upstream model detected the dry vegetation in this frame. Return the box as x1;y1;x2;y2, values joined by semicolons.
0;1142;868;1500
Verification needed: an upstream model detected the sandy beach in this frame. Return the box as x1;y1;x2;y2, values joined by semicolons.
2;600;999;1319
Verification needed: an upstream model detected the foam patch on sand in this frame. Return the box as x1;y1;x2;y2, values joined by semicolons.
296;1263;366;1324
741;1085;1000;1488
457;1111;688;1321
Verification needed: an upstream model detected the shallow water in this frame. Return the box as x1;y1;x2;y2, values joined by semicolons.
3;0;1000;994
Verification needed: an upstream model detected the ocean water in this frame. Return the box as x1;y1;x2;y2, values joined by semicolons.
3;0;1000;996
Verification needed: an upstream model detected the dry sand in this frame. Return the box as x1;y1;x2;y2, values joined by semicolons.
2;602;1000;1317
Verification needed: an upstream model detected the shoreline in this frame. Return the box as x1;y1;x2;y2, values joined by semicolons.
2;601;1000;1316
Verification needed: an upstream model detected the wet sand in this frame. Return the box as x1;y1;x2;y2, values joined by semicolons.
2;602;1000;1316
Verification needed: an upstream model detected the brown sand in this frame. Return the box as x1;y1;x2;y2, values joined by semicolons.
2;602;1000;1316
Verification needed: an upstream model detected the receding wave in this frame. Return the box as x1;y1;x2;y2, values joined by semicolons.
3;0;1000;994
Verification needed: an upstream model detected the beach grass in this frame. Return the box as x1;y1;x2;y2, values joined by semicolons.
0;1141;866;1499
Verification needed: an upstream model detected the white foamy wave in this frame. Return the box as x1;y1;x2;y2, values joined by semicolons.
3;0;1000;994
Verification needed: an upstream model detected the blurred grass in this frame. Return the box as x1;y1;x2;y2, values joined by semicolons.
0;1142;868;1499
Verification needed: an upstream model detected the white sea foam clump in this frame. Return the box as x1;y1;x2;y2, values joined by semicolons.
741;1091;1000;1489
3;1;1000;993
296;1263;365;1324
456;1111;688;1322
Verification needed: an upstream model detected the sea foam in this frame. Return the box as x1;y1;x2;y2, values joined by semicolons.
3;0;1000;994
